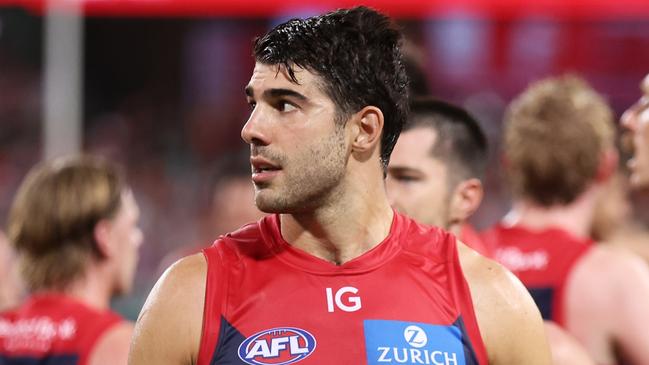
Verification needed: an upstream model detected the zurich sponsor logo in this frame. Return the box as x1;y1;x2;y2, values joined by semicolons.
237;327;316;365
364;320;466;365
404;325;428;348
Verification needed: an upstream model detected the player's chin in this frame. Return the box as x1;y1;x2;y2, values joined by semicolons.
254;193;284;214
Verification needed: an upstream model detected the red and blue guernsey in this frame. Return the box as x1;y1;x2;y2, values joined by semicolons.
197;212;488;365
482;224;592;326
0;293;123;365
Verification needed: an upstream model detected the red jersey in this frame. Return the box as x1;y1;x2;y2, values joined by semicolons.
198;212;488;365
0;293;123;365
482;224;592;326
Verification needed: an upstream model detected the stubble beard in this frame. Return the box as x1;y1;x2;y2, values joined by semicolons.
254;128;348;214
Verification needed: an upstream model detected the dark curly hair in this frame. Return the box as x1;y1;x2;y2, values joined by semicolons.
253;6;410;171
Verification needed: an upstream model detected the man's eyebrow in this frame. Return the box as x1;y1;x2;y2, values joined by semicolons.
388;166;420;174
244;86;254;98
264;88;308;101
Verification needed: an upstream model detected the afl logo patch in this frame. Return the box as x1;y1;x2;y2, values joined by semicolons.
237;327;317;365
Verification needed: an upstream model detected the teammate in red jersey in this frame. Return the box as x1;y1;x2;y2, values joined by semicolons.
622;73;649;191
484;75;649;364
387;98;594;365
386;98;492;257
1;155;143;365
130;6;551;365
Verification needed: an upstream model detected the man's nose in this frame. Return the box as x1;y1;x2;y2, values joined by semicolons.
241;107;271;146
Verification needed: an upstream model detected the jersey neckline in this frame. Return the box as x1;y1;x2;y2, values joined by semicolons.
258;211;407;275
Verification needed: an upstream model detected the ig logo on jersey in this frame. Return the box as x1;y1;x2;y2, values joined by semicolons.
238;327;316;365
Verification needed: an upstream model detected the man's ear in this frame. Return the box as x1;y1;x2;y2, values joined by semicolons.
349;106;384;154
93;220;113;259
595;148;618;183
448;178;484;225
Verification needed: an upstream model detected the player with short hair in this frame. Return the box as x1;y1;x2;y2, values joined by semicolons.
621;73;649;190
387;98;491;256
0;155;143;365
388;97;594;365
484;75;649;364
129;7;551;365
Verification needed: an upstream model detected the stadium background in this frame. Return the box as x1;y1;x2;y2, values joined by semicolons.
1;0;648;319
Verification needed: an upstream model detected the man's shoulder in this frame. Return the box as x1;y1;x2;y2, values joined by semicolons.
129;254;207;365
158;253;208;293
208;217;275;264
396;214;456;261
140;253;208;324
457;241;518;293
458;240;543;324
457;241;551;364
569;244;649;290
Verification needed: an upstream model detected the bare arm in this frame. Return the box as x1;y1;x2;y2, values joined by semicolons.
566;246;649;364
544;321;595;365
459;243;552;365
603;248;649;363
128;254;207;365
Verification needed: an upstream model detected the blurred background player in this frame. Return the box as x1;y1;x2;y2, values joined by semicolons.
197;147;266;240
156;147;264;271
387;98;491;257
484;75;649;364
387;97;594;365
0;230;23;311
0;155;143;365
591;171;649;263
621;73;649;192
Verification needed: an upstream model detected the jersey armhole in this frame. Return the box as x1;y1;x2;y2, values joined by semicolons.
197;243;230;365
556;243;594;327
449;235;490;365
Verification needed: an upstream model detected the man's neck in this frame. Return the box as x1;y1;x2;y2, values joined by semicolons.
280;176;394;265
504;187;600;239
64;265;113;310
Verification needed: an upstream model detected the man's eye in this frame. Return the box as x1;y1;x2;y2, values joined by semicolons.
394;175;419;183
248;102;256;111
278;101;297;112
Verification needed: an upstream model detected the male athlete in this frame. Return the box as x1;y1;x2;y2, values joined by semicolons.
0;155;143;365
483;75;649;364
386;98;492;257
387;97;594;365
130;7;550;365
621;73;649;191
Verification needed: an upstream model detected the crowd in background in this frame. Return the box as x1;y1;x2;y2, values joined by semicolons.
1;6;649;321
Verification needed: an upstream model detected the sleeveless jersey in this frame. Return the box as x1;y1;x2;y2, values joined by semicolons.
198;212;488;365
0;293;123;365
482;224;592;325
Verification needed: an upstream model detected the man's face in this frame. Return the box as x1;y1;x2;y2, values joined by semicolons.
622;74;649;189
386;127;452;228
242;63;349;213
109;191;143;295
